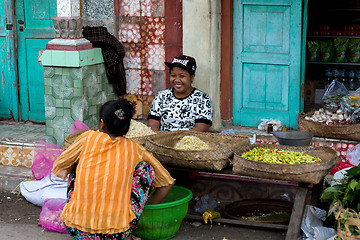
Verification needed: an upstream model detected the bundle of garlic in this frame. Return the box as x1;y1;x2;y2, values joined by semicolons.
124;120;155;138
304;108;351;125
174;136;210;150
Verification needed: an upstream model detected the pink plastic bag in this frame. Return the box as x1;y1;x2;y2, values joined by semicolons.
39;198;67;233
31;141;63;180
69;120;89;135
347;144;360;166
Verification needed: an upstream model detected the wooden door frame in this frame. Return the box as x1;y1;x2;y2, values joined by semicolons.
220;0;308;125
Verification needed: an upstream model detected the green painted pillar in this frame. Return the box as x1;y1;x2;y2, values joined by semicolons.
39;50;115;145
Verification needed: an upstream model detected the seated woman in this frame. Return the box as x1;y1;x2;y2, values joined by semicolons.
147;55;213;132
52;99;175;240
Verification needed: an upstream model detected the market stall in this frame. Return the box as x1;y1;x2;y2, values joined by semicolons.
144;130;339;240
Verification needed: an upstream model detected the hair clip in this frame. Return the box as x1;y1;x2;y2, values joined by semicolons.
114;109;125;120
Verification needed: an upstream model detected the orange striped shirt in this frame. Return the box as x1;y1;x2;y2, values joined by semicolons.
52;130;175;234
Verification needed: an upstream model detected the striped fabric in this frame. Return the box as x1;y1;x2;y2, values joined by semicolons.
52;130;175;234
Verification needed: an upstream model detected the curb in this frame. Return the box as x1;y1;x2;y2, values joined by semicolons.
0;165;32;192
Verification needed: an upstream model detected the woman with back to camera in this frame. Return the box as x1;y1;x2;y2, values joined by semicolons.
147;55;213;132
52;99;175;240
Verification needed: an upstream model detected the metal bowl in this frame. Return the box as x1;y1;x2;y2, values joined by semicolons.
272;131;313;146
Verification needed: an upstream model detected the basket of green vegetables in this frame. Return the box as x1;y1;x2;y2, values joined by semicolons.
232;144;338;184
321;165;360;240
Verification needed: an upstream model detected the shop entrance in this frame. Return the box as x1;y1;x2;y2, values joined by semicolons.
232;0;306;129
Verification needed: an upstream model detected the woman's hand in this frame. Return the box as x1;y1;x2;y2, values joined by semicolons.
146;183;174;205
148;119;160;132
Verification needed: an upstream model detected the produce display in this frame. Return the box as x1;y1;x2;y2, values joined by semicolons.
323;93;345;112
124;120;154;138
174;136;210;150
241;147;321;164
341;93;360;115
304;108;351;125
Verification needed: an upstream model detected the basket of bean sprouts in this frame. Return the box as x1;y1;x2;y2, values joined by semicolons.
145;131;250;171
63;120;156;150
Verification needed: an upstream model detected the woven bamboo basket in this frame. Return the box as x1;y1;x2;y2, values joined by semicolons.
63;129;151;150
334;202;360;240
232;144;338;184
145;131;250;172
63;129;93;150
298;111;360;141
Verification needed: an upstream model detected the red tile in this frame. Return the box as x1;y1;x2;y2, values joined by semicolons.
141;70;154;96
165;0;182;18
141;0;164;17
119;16;142;43
142;70;166;96
143;44;165;70
125;94;143;119
164;17;182;45
120;0;141;16
141;18;165;44
142;95;155;119
123;43;143;69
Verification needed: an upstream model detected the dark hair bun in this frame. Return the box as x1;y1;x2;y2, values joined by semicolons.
99;99;134;136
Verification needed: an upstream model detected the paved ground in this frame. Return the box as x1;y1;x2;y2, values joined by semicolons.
0;190;287;240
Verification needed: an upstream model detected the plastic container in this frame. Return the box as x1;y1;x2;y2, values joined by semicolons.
134;185;193;240
272;131;313;146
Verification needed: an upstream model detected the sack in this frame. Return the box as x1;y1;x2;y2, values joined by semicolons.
39;198;67;233
31;141;63;180
322;80;349;112
301;205;337;240
20;172;67;207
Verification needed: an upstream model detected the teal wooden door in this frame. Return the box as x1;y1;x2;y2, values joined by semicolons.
16;0;56;122
0;0;18;120
233;0;304;129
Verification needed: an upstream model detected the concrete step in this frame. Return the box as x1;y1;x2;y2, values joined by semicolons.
0;164;32;192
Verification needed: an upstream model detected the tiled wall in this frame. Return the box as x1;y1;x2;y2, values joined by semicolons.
119;0;182;119
44;63;114;145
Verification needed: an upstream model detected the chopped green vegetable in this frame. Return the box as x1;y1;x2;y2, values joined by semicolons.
241;147;321;164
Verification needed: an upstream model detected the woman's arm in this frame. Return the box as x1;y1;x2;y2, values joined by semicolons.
190;122;211;132
148;119;160;132
146;183;174;204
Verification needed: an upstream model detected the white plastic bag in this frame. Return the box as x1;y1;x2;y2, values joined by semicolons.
300;205;336;240
347;144;360;166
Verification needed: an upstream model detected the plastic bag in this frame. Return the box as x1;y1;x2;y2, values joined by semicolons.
20;172;67;207
348;38;360;63
300;205;336;240
347;144;360;166
322;80;349;112
320;40;335;62
340;88;360;115
257;119;283;132
69;120;89;135
330;161;355;175
307;40;321;62
39;198;67;233
194;194;218;214
31;141;63;180
350;108;360;124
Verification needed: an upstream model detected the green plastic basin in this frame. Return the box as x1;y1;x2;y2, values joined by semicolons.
134;185;193;240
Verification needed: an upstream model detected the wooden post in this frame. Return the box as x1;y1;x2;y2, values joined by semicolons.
285;183;309;240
